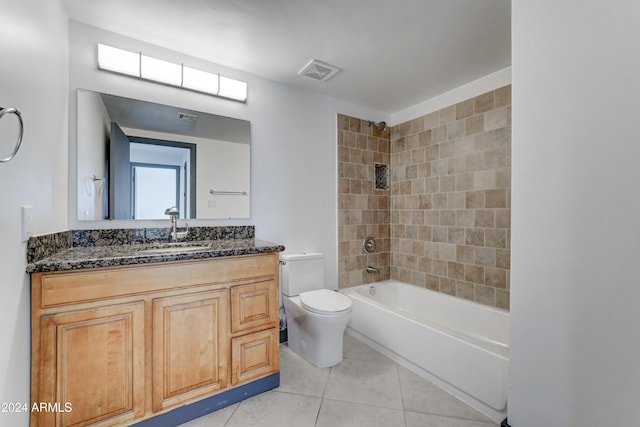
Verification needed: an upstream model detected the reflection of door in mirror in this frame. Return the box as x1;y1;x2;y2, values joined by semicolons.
109;122;132;219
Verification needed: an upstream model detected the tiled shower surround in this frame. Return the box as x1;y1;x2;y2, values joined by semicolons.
338;85;511;310
337;116;391;286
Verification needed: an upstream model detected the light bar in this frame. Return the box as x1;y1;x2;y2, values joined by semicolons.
97;44;139;77
219;75;248;102
182;66;219;95
96;43;247;102
141;55;182;86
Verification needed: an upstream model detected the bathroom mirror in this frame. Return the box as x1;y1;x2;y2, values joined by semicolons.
76;89;250;220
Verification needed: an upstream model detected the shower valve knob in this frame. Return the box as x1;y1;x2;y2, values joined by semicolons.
362;237;376;254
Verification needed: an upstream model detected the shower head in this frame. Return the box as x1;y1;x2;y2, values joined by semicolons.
368;120;387;133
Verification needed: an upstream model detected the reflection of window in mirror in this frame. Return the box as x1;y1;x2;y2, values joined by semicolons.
130;140;194;219
132;163;180;220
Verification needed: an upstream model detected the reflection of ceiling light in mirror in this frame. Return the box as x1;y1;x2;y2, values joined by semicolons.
96;43;247;102
97;44;140;76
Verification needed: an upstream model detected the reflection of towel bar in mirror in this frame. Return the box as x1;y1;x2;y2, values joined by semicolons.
0;107;24;163
209;189;247;196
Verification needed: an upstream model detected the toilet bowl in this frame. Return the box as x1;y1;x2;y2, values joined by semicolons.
281;253;352;368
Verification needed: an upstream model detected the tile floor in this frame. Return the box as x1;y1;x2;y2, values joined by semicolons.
179;334;499;427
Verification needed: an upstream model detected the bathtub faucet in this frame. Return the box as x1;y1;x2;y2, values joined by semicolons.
366;266;380;274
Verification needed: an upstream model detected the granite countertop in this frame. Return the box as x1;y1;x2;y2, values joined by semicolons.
27;238;285;273
26;227;285;273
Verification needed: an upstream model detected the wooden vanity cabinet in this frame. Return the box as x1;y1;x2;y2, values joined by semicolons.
151;289;229;412
230;280;280;386
37;301;146;427
30;253;280;427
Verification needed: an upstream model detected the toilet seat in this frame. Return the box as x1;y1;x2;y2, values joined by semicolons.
299;289;352;315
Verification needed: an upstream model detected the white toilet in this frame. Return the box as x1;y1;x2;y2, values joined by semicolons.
281;253;352;368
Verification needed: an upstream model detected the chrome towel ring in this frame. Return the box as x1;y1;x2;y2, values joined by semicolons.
0;107;24;163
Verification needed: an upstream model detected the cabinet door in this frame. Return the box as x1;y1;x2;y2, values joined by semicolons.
230;279;278;334
152;289;228;412
37;301;145;427
231;328;279;386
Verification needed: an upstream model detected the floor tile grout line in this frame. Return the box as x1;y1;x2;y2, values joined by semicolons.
320;396;409;413
395;363;410;427
321;365;333;400
315;365;333;426
404;409;499;426
221;401;240;427
314;397;326;426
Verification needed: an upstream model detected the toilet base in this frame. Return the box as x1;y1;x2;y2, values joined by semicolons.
283;296;351;368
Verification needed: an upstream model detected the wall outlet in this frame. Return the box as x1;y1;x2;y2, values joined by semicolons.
21;205;33;242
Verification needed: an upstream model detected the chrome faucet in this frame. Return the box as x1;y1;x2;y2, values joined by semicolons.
164;206;189;242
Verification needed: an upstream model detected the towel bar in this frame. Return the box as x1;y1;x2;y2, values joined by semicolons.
209;189;247;196
0;107;23;163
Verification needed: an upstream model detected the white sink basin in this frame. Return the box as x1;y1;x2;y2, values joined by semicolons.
137;245;211;255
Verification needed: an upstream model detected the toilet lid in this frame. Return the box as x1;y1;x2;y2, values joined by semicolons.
299;289;352;315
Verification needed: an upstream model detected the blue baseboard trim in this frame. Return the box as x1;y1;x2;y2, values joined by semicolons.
130;373;280;427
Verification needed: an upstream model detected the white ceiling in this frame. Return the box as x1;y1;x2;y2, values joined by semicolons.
61;0;511;114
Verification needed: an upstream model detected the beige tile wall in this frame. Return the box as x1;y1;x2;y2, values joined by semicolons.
337;85;511;309
390;85;511;309
337;115;391;287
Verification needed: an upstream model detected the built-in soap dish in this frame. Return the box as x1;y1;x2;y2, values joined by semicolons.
375;163;389;190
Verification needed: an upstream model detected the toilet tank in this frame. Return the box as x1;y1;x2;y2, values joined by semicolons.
280;253;325;296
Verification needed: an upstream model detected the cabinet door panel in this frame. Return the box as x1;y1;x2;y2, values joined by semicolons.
231;329;279;386
38;302;144;427
230;280;278;334
152;290;228;412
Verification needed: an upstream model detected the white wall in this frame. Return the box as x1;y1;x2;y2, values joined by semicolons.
68;21;386;289
76;89;109;220
510;1;640;426
196;140;250;219
0;0;69;425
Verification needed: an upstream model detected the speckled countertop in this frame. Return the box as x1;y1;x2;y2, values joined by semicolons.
26;226;285;273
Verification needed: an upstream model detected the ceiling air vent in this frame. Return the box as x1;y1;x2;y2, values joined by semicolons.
298;59;341;82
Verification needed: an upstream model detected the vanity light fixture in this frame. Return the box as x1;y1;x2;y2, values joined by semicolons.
97;44;140;77
182;66;219;95
218;75;248;101
140;54;182;86
96;43;247;102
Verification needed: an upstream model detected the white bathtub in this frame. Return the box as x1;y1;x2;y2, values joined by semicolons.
341;280;509;422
